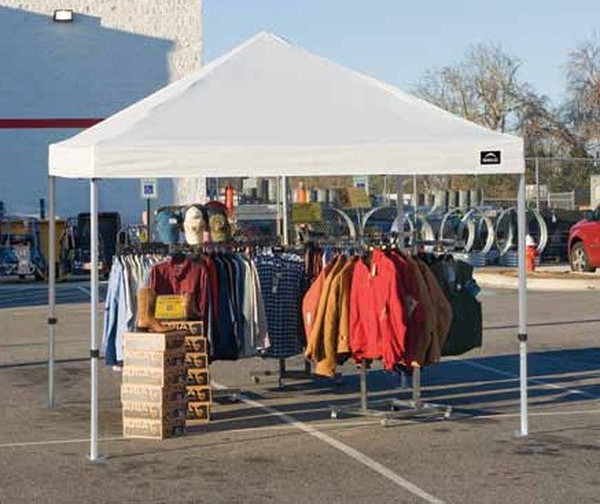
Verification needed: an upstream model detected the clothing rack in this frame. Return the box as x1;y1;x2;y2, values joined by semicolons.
328;238;452;425
330;362;451;426
211;386;241;402
250;358;313;389
250;243;346;390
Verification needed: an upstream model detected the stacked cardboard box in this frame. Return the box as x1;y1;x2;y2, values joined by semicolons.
121;331;188;439
184;333;211;426
161;321;212;426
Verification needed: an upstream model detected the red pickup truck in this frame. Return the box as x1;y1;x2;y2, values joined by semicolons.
568;205;600;272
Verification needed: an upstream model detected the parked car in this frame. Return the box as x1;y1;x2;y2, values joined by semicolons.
568;205;600;272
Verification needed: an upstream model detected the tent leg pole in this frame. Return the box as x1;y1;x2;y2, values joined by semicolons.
517;173;528;437
89;178;101;461
282;176;289;246
412;175;418;252
276;177;282;239
48;176;56;409
396;175;404;250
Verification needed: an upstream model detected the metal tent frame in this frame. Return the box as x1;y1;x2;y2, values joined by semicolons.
46;172;528;462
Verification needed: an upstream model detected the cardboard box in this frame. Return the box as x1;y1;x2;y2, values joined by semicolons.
123;331;186;352
122;365;187;386
163;321;204;336
123;417;186;439
123;348;186;368
184;335;208;353
122;401;187;421
121;384;186;403
186;385;211;403
186;401;210;424
184;352;208;369
186;368;210;386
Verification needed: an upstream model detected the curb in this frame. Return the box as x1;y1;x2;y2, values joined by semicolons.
474;272;600;292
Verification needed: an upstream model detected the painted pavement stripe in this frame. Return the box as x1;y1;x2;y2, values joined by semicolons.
458;359;598;400
212;381;446;504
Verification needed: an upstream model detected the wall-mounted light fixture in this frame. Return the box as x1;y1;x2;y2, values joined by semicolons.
53;9;74;22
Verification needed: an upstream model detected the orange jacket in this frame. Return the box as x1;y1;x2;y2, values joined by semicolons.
315;257;358;377
304;256;346;363
302;258;336;343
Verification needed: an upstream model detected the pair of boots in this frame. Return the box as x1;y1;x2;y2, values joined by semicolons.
136;287;172;333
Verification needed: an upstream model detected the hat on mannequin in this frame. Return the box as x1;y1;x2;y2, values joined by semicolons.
182;205;208;245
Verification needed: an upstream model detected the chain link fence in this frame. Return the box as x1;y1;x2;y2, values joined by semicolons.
229;160;599;265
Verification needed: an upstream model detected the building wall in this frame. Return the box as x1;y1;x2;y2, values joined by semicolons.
0;0;202;222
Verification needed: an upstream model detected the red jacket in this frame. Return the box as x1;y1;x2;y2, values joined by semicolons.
349;252;407;370
389;251;426;366
149;257;209;326
371;250;408;370
349;259;381;362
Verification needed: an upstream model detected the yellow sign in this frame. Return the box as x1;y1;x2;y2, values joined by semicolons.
346;187;371;208
155;295;189;320
292;202;322;223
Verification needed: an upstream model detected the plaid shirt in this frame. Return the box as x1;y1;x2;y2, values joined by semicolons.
254;253;304;358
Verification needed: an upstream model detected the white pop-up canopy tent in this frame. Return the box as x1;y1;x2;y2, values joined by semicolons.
47;32;528;461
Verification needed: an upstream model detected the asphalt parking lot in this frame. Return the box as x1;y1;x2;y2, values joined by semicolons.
0;278;107;309
0;285;598;503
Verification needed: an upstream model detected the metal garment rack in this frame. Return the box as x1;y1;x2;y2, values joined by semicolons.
211;386;241;403
250;358;313;389
330;361;451;426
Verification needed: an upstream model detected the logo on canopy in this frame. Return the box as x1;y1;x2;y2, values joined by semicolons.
480;151;501;165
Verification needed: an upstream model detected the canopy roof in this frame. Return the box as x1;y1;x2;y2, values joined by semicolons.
49;32;524;179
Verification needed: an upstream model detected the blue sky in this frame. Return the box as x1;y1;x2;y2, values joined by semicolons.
203;0;599;105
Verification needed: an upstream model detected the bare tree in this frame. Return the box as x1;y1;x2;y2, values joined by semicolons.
565;36;600;154
414;43;528;195
415;42;524;133
517;86;585;157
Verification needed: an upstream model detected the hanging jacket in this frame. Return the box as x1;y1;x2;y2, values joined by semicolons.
315;257;357;377
304;256;346;364
301;258;337;344
431;257;483;356
403;256;435;366
349;258;381;363
415;259;452;365
149;256;209;327
370;249;408;370
388;251;426;366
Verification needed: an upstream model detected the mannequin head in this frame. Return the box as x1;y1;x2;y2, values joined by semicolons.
183;205;207;245
205;202;231;243
155;208;182;244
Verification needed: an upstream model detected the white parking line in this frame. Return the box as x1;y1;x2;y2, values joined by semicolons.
0;437;124;449
2;407;598;451
212;381;446;504
458;359;598;400
473;408;600;420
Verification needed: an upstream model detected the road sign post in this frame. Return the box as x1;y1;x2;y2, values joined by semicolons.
140;179;158;246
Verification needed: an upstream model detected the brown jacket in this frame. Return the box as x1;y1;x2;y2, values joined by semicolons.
404;256;435;366
302;259;336;343
304;256;346;364
316;257;358;377
416;259;453;365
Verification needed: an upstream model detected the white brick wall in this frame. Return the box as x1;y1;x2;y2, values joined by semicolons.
0;0;203;221
1;0;201;80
